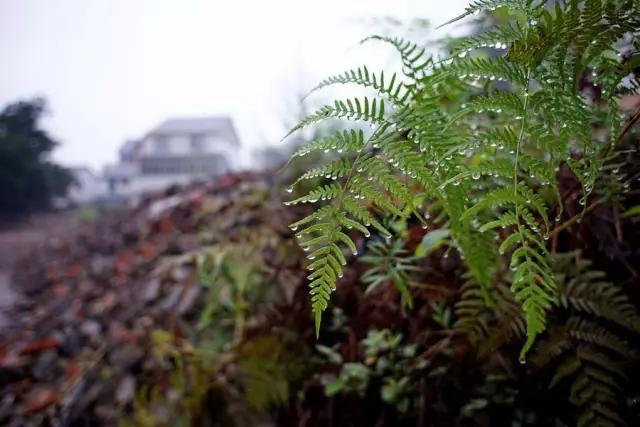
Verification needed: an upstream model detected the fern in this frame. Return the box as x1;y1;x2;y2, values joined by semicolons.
456;251;640;426
284;0;639;358
307;66;412;105
360;237;419;309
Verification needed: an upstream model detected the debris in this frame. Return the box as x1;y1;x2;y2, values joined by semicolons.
0;172;301;425
21;386;60;413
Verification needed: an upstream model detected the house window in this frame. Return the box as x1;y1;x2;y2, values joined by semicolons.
154;135;170;154
190;134;206;153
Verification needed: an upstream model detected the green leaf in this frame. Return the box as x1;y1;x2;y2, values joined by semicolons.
324;378;344;396
415;229;450;257
622;205;640;218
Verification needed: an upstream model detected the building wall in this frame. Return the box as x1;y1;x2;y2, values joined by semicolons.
137;132;237;171
139;154;228;175
138;133;229;155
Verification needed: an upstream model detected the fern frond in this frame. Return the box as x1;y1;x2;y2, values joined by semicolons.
448;56;529;87
293;205;352;336
285;183;343;205
554;252;640;332
450;23;525;56
360;238;418;308
283;97;387;139
348;176;405;217
452;92;525;122
290;129;365;159
565;318;632;358
342;197;391;237
292;158;351;186
437;0;522;28
362;35;431;80
307;66;412;105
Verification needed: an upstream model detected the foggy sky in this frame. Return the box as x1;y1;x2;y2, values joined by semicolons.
0;0;468;170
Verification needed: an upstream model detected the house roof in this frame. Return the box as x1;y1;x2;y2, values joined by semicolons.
148;117;240;145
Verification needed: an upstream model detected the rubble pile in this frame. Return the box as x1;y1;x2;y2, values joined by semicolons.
0;172;306;426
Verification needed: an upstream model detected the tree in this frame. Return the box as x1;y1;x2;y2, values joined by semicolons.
0;98;72;218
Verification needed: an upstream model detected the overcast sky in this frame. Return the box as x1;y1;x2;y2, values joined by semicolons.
0;0;469;170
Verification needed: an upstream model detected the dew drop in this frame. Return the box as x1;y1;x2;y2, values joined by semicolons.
289;225;298;231
287;187;293;193
472;171;481;180
421;224;428;230
519;357;527;365
458;51;468;58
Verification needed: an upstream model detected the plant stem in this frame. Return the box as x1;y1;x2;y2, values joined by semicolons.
547;199;602;238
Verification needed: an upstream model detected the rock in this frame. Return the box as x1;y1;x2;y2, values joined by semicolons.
80;320;101;338
0;172;291;425
32;350;59;382
141;278;161;302
17;338;59;356
109;345;144;371
20;386;60;413
115;375;136;404
159;287;182;311
177;284;202;315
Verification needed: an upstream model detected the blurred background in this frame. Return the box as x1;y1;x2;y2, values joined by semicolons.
1;0;468;170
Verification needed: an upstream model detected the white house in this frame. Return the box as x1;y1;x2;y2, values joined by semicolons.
104;116;240;199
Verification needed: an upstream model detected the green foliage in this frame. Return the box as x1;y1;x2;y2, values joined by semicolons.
414;228;450;257
284;0;639;359
456;251;640;426
120;331;216;427
360;237;419;309
319;329;425;414
237;336;300;409
196;245;266;346
0;98;72;217
76;206;100;222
